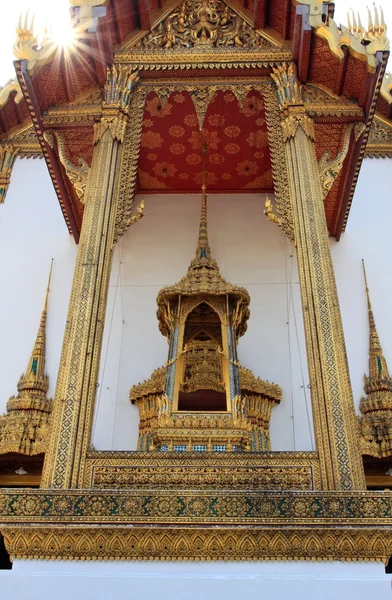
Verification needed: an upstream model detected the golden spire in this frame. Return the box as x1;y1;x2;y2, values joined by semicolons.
195;142;212;262
362;259;389;380
0;261;53;456
156;145;250;339
20;259;53;388
359;260;392;459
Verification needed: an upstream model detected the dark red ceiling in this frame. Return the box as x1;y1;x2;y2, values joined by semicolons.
138;89;273;193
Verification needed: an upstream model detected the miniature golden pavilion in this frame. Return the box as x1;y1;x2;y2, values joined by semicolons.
131;151;281;452
0;0;391;568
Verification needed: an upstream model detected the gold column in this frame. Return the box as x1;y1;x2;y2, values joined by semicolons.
41;66;139;489
271;64;365;490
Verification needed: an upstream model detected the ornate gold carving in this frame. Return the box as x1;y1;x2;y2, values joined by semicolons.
318;123;355;199
8;126;42;158
2;526;391;563
132;179;280;453
263;86;295;245
93;66;140;145
271;63;303;108
271;64;315;142
302;84;363;119
366;117;392;158
134;0;274;50
264;196;282;231
89;451;317;490
0;263;53;455
43;130;90;204
271;65;366;489
0;144;19;203
41;68;140;489
114;86;147;244
359;261;392;459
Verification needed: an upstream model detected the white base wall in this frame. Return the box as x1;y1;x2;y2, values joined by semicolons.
1;560;390;600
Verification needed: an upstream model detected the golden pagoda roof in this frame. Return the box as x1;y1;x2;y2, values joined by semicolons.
157;181;250;338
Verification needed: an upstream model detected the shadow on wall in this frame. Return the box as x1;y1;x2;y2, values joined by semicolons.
0;534;12;570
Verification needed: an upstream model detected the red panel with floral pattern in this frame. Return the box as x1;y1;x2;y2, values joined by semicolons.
138;90;273;192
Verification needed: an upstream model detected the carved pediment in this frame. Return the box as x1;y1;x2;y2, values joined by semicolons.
135;0;277;50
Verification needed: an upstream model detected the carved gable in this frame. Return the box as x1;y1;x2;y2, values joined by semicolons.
135;0;277;50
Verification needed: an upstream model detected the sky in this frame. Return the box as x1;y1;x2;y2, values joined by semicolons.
0;0;390;87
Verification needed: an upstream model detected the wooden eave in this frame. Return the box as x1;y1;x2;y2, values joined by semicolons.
0;0;389;240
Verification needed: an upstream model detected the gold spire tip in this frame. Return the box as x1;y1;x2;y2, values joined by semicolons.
43;259;54;311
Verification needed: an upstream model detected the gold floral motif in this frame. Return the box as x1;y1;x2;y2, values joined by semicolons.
184;114;198;127
209;153;225;165
179;172;189;180
173;93;186;103
207;113;225;127
193;170;217;186
170;143;186;155
236;160;258;176
224;125;241;138
222;173;231;180
169;125;186;137
139;169;169;190
143;118;153;127
224;142;240;154
153;162;178;178
240;95;264;117
141;130;164;149
145;96;173;118
223;92;236;103
186;154;202;165
188;130;220;150
147;152;157;160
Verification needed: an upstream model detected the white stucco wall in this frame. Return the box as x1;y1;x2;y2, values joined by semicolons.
1;157;391;454
1;559;390;600
92;193;313;452
0;157;77;412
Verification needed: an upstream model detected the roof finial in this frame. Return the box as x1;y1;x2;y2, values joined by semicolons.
359;260;392;459
362;259;388;377
24;259;53;383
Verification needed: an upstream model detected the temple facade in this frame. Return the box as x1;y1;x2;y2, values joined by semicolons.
0;1;392;598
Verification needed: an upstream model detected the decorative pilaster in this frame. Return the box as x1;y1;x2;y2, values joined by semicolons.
359;261;392;458
41;66;142;489
0;262;53;455
0;144;19;203
271;63;365;490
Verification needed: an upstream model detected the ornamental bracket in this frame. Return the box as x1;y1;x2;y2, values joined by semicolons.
43;130;90;204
